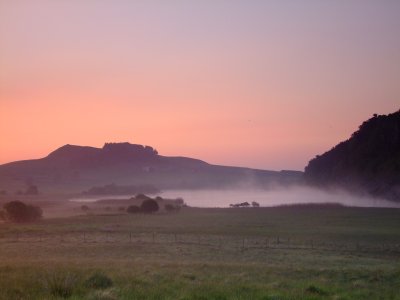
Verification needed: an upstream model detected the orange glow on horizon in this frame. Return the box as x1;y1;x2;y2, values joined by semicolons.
1;1;399;170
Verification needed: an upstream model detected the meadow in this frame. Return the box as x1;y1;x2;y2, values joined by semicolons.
0;202;400;300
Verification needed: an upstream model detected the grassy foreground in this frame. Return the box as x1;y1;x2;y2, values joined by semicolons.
0;205;400;299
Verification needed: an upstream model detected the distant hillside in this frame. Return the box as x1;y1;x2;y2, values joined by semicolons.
305;110;400;201
0;142;302;194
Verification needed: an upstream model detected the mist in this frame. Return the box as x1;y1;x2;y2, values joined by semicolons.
159;186;400;208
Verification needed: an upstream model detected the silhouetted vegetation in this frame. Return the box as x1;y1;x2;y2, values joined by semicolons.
251;201;260;207
85;272;113;289
229;202;250;208
140;199;159;214
305;110;400;201
2;200;42;222
43;271;77;298
81;205;90;212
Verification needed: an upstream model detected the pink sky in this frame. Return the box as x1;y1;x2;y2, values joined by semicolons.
1;1;399;170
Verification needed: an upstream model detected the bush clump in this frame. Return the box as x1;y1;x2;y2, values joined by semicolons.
43;271;78;298
85;272;113;289
2;200;42;222
305;284;328;295
140;199;159;214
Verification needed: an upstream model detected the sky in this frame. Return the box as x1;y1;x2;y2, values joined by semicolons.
0;0;399;171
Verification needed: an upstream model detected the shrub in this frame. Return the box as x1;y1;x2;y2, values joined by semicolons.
251;201;260;207
118;206;125;211
140;199;159;214
3;201;42;222
127;205;141;214
305;285;328;295
81;205;90;212
43;271;78;298
85;272;113;290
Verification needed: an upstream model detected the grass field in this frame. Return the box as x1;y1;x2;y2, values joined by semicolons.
0;203;400;299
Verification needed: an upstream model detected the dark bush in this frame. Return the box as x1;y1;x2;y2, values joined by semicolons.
85;272;113;289
43;271;77;298
140;199;159;214
229;202;250;208
3;201;42;222
127;205;141;214
118;206;125;211
305;285;328;295
81;205;90;212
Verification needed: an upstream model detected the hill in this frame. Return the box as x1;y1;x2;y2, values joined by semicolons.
304;110;400;201
0;142;302;194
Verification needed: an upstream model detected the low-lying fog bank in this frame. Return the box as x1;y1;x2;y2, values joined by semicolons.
69;186;400;208
160;186;400;208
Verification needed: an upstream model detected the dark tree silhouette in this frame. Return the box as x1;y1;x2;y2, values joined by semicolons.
305;110;400;201
140;199;159;214
3;201;42;222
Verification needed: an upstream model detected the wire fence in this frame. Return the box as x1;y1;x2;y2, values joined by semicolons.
2;231;400;255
